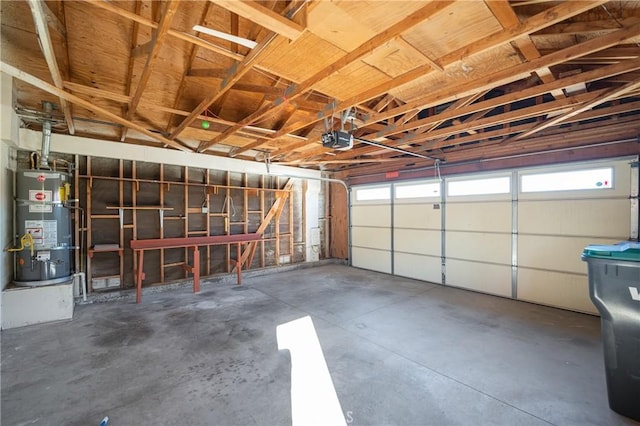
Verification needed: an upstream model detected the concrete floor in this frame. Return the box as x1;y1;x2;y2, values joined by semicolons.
1;264;638;426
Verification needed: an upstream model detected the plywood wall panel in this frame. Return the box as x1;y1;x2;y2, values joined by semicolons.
329;183;348;259
256;32;346;84
402;1;502;60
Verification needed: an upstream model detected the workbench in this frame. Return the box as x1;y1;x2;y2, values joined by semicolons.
130;233;261;303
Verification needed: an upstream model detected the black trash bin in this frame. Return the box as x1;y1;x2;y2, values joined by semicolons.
582;242;640;421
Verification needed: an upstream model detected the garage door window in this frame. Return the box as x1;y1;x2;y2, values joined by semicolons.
395;182;440;199
448;176;511;196
355;186;390;201
521;168;613;193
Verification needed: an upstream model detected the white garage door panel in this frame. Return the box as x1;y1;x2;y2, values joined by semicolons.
394;204;441;230
519;235;617;275
352;227;391;250
446;259;512;297
352;247;391;274
447;202;511;233
519;199;629;237
395;253;441;284
447;231;511;265
394;228;440;256
518;268;596;314
351;205;390;227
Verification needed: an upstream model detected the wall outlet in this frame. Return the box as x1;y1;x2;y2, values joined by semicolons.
201;206;208;214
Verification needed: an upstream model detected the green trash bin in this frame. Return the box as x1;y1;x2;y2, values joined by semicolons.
582;242;640;421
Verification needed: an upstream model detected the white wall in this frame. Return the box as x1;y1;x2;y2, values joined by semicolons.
18;128;321;180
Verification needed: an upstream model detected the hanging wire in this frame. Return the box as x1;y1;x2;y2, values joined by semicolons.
221;194;236;218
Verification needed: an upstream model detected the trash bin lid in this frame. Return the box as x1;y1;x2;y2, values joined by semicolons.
582;241;640;261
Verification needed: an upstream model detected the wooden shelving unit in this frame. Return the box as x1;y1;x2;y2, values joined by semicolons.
80;156;300;293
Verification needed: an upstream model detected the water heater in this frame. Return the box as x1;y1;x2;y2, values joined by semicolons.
14;169;73;286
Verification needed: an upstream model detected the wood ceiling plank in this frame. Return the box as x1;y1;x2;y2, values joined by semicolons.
384;58;640;139
167;1;307;142
210;0;304;41
197;1;455;152
42;1;66;37
272;0;612;142
127;0;178;116
439;0;606;65
2;61;189;151
26;0;76;134
535;17;640;36
364;21;640;128
121;0;143;141
186;68;228;79
165;2;213;138
485;0;565;99
80;0;244;61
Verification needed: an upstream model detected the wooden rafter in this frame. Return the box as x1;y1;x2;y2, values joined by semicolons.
61;80;312;144
169;1;307;142
167;28;283;140
26;0;76;134
363;95;640;162
285;55;640;163
1;62;190;151
328;20;640;140
122;0;143;140
196;1;455;152
338;112;640;178
508;78;640;141
166;2;213;133
121;0;179;142
485;0;565;99
210;0;304;40
285;83;639;164
81;0;244;61
267;0;611;151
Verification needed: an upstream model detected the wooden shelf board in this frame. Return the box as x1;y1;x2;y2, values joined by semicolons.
163;262;185;268
106;206;173;210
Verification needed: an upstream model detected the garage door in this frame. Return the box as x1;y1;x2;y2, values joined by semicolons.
349;156;638;314
445;174;513;297
350;184;391;273
517;160;634;314
393;180;442;284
